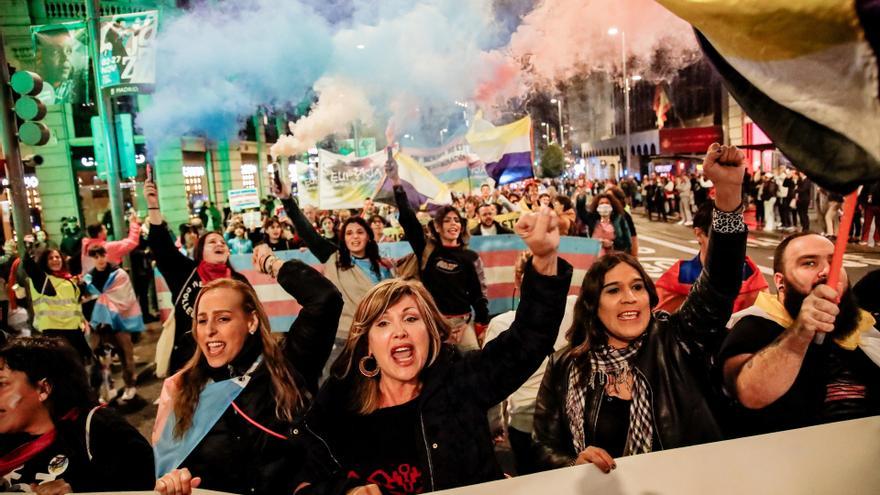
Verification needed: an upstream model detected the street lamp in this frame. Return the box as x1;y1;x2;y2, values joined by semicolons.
540;122;550;144
440;128;448;144
550;98;565;149
608;26;631;177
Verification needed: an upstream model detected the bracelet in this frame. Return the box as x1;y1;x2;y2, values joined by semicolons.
148;207;160;210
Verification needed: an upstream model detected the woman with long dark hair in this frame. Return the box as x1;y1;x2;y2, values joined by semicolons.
261;216;296;251
153;255;343;495
533;144;749;472
278;183;394;373
305;208;571;494
145;181;252;376
388;160;490;350
0;337;154;492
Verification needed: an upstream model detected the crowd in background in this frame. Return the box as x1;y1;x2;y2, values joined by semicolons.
1;146;878;495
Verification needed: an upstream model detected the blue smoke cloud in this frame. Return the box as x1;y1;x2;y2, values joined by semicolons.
139;0;520;155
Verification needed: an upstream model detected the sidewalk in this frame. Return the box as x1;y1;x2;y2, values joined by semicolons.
633;204;878;254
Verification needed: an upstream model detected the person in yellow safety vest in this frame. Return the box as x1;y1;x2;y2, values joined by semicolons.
23;245;89;362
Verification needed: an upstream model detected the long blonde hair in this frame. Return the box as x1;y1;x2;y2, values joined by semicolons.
173;279;303;438
331;278;450;415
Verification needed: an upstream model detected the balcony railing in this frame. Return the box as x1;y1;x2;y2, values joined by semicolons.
32;0;163;23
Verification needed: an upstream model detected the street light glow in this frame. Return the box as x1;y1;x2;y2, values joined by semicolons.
608;27;619;36
550;98;558;104
631;75;643;81
356;44;365;49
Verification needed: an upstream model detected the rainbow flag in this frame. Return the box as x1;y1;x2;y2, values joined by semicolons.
156;236;600;332
657;0;880;193
466;113;534;186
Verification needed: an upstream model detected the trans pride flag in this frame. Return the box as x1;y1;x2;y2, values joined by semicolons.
467;113;535;186
156;236;600;332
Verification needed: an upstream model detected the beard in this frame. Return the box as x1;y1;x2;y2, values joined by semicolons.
782;278;862;341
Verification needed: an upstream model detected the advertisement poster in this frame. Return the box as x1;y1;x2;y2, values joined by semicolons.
32;22;89;104
98;10;159;96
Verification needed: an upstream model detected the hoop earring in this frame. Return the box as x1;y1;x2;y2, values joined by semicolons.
358;354;380;378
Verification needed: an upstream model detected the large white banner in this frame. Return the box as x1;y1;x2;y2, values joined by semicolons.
438;416;880;495
317;149;386;210
74;417;880;494
294;160;320;207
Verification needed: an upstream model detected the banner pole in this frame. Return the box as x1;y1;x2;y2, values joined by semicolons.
818;189;859;344
85;0;126;239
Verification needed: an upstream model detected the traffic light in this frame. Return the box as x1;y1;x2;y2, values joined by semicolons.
9;71;50;146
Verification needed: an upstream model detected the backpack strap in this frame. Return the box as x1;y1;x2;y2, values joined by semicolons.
85;405;104;461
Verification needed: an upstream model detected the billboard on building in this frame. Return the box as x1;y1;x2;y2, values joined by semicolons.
98;10;159;97
31;22;89;104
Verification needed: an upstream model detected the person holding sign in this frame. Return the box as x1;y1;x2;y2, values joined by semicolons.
533;144;748;472
304;207;571;495
152;255;343;495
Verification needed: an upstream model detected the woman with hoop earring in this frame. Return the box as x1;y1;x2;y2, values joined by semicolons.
303;208;572;494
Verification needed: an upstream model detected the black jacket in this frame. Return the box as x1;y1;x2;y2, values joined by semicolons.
306;259;573;493
533;222;747;467
469;222;513;236
0;407;153;492
147;223;251;374
177;259;343;495
394;185;490;324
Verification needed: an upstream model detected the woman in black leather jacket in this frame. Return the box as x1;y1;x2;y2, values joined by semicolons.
533;144;748;473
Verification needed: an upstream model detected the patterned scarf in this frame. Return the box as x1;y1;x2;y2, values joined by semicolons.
565;336;654;456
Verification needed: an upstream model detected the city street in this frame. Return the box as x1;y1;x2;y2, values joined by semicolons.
633;210;880;284
116;208;880;439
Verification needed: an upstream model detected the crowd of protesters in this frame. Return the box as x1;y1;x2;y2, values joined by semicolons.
0;144;877;495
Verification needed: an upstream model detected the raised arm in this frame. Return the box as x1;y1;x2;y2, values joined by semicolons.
105;212;141;259
386;153;427;258
393;185;427;258
143;181;194;274
22;247;49;295
674;145;748;351
281;196;337;263
255;245;342;395
449;209;572;408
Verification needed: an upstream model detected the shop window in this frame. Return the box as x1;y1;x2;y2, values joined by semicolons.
240;163;257;189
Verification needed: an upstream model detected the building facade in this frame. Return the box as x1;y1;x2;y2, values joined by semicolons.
1;0;283;242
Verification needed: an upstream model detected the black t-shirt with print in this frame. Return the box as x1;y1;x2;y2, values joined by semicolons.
333;398;428;495
719;315;880;437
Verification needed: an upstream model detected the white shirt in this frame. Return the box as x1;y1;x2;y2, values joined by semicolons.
483;295;577;433
479;224;498;236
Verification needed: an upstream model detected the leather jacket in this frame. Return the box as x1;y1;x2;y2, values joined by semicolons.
534;225;747;467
